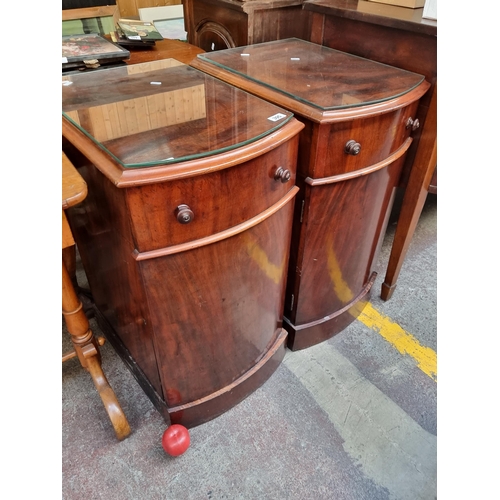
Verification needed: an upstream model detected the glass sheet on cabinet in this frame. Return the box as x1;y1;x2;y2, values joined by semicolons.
196;38;425;111
62;59;293;168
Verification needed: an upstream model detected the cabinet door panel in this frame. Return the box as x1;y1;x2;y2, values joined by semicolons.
138;197;294;406
286;153;405;329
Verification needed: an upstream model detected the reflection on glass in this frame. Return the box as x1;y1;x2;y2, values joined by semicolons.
62;60;293;168
197;38;425;110
65;84;207;142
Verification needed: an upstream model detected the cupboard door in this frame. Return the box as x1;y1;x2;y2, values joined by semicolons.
137;189;296;426
285;152;407;350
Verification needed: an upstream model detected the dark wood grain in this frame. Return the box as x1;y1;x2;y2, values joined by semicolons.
122;37;205;66
183;0;307;51
64;106;304;426
195;39;424;111
302;0;437;300
191;40;428;124
63;66;207;112
284;99;426;349
309;10;436;115
381;82;437;300
189;0;438;302
168;331;287;427
190;39;429;349
300;104;419;178
137;204;294;406
284;145;408;348
125;141;299;252
304;0;436;37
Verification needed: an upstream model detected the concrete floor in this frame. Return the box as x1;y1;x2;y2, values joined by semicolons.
62;193;437;500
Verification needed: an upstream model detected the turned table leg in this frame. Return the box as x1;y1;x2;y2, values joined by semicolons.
62;260;131;440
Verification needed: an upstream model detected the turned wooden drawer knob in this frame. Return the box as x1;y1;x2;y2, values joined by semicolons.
274;166;291;183
344;140;361;156
175;204;194;224
406;117;420;131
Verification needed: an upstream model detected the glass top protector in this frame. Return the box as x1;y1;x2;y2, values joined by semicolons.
62;61;293;168
197;38;425;111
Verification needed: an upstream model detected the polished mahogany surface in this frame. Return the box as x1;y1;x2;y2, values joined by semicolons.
183;0;307;52
192;38;426;125
302;0;437;301
183;0;437;302
62;60;293;168
123;37;205;66
63;59;304;427
303;0;436;35
191;39;429;350
196;38;424;111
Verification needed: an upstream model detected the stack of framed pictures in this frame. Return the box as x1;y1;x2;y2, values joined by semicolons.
111;19;163;48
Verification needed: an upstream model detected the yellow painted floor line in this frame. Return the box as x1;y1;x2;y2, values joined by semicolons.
358;303;437;382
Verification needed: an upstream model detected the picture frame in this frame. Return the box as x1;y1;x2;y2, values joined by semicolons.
117;19;164;41
62;33;130;70
155;17;187;41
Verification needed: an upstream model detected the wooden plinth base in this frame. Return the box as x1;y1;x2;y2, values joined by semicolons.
94;308;287;429
284;273;376;351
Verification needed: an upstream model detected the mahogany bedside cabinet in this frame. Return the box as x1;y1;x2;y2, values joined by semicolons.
191;38;430;350
62;59;303;428
301;0;437;302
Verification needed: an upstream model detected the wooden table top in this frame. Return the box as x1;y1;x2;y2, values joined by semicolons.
109;37;205;66
303;0;437;36
62;151;87;210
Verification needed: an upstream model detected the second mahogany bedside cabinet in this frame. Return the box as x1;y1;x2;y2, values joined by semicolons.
62;59;304;427
191;38;430;350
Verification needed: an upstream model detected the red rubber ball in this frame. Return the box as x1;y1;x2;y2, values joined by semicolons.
162;425;190;456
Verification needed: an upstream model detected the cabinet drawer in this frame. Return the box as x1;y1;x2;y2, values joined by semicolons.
127;138;299;252
309;102;420;179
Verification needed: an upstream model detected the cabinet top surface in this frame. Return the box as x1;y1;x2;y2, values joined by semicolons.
196;38;425;112
303;0;437;35
62;59;293;169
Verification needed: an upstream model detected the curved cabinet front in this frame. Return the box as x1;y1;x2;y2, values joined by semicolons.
62;61;304;427
191;38;430;351
64;120;303;428
284;137;413;350
283;104;421;350
135;191;296;426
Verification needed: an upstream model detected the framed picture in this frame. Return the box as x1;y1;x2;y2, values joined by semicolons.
62;33;130;70
117;19;164;41
155;17;187;41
